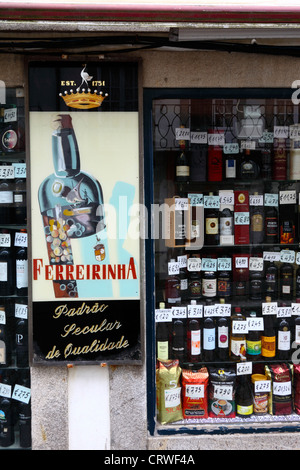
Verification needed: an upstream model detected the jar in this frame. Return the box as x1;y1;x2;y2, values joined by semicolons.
251;374;269;415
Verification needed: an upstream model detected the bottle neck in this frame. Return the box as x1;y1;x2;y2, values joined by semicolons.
52;127;80;177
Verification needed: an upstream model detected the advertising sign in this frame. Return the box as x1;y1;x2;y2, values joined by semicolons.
28;61;141;364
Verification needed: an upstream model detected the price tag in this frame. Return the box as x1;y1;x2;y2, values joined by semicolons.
290;125;300;140
204;305;216;317
13;163;26;178
241;140;256;150
177;255;187;268
291;303;300;316
168;261;179;275
250;194;263;206
12;384;31;404
201;258;217;272
214;303;231;317
234;212;250;225
273;381;291;396
277;306;292;318
185;384;204;398
0;165;14;179
223;143;239;154
15;303;28;320
262;301;278;315
236;361;252;375
204;195;220;209
171;306;187;319
187;257;201;272
279;190;296;204
263;251;281;262
249;257;264;271
254;380;271;393
280;250;295;263
217;257;232;271
4;107;17;122
208;133;225;146
187;303;203;318
0;307;5;325
264;193;278;207
219;192;234;206
274;126;289;139
14;231;27;247
247;316;264;331
188;193;203;206
235;256;248;268
155;308;172;323
296;252;300;265
213;384;233;401
175;127;190;141
165;387;181;408
0;233;11;247
190;131;207;144
259;131;274;143
0;382;11;399
232;320;248;334
175;198;189;211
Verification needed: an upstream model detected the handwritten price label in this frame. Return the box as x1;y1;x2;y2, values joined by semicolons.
223;143;239;154
235;256;248;268
12;384;31;404
264;193;278;207
175;198;189;211
175;127;190;141
187;257;201;272
208;133;225;146
263;251;280;262
249;257;264;271
236;361;252;375
188;193;203;206
279;190;296;205
234;212;250;225
250;195;263;206
280;250;295;263
171;306;187;319
15;303;28;320
254;380;271;393
0;233;11;247
241;140;256;150
155;308;172;323
292;303;300;316
232;320;248;334
218;258;232;271
247;316;264;331
277;306;292;318
0;165;14;179
219;192;234;206
13;163;26;178
204;195;220;209
186;384;205;398
274;126;289;139
15;231;27;247
0;307;5;325
273;381;291;396
262;301;278;315
190;131;207;144
259;131;274;143
0;382;11;399
213;384;233;401
187;303;203;318
165;387;181;408
168;261;180;275
201;258;217;272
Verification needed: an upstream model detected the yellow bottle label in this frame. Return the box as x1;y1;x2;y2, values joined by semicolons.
261;336;276;357
237;404;253;415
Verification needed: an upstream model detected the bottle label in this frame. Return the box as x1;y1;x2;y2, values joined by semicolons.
237;404;253;415
266;218;278;236
225;159;236;178
205;217;218;234
16;259;28;289
202;277;216;297
0;340;6;364
157;341;169;361
191;330;201;355
278;330;291;350
0;191;13;204
230;339;246;358
220;217;233;235
0;262;7;282
203;330;215;350
218;326;228;348
295;325;300;344
176;166;189;177
251;214;263;232
261;335;276;357
246;339;261;355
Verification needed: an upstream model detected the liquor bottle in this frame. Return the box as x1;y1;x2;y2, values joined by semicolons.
207;130;222;181
15;318;28;367
261;313;276;359
265;261;278;301
204;192;219;245
156;302;169;361
279;262;294;300
219;206;234;246
233;255;249;299
202;270;217;300
224;153;237;179
190;132;206;182
15;230;28;297
289;128;300;180
0;378;14;447
217;315;229;361
240;149;259;179
188;270;201;301
249;269;263;301
264;205;279;244
203;316;216;362
187;314;201;363
246;311;261;360
179;266;188;302
165;259;181;305
14;172;26;225
175;129;190;182
171;318;185;363
277;317;291;360
250;193;264;245
18;375;31;448
236;364;253;418
261;142;272;180
230;307;246;361
0;167;14;224
0;231;14;296
294;314;300;346
279;189;296;244
273;138;287;180
0;320;7;367
38;114;105;299
217;269;232;300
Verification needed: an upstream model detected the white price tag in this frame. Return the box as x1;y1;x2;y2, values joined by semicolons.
175;127;190;141
262;301;278;315
204;305;216;317
214;303;231;317
188;193;203;206
232;320;248;334
236;361;252;375
0;233;11;247
277;306;292;318
0;308;5;325
14;231;27;247
264;193;278;207
217;258;232;271
155;308;172;323
219;192;234;206
171;306;187;319
0;382;11;399
241;140;256;150
208;133;225;146
259;131;274;143
0;165;14;179
274;126;289;139
279;190;296;205
254;380;271;393
15;303;28;320
201;258;217;272
168;261;180;275
213;384;233;401
223;143;239;154
249;257;264;271
175;198;189;211
177;255;187;268
250;195;263;206
247;316;264;331
4;107;17;123
185;384;204;398
273;381;291;396
204;195;220;209
12;384;31;404
187;303;203;318
280;250;295;263
234;212;250;225
165;387;181;408
235;256;248;268
292;303;300;316
187;257;201;272
263;251;280;262
190;131;207;144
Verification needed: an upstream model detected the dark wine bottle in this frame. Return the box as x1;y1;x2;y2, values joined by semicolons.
15;233;28;297
18;375;31;448
0;379;14;447
277;317;291;360
217;316;229;361
236;368;253;418
0;231;14;296
15;318;28;367
171;318;185;363
187;316;201;363
203;316;215;362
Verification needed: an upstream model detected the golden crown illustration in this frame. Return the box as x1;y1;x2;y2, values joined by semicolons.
59;89;108;110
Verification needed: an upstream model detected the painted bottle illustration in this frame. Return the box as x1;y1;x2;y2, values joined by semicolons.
38;114;105;298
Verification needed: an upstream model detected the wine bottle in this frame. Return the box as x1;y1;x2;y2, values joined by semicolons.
15;318;28;367
279;189;296;244
0;378;14;447
240;149;259;179
261;142;272;180
156;302;169;361
203;317;215;362
280;262;294;300
14;172;26;225
18;376;31;448
265;261;278;301
230;307;247;361
217;270;232;299
249;269;263;301
207;131;222;181
264;205;279;244
261;313;276;359
171;318;185;362
175;130;190;182
0;231;14;296
277;317;291;360
202;270;217;300
165;259;181;305
246;311;261;360
217;315;229;361
15;230;28;297
250;193;264;245
187;315;201;363
204;192;219;245
236;367;253;418
273;138;287;180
